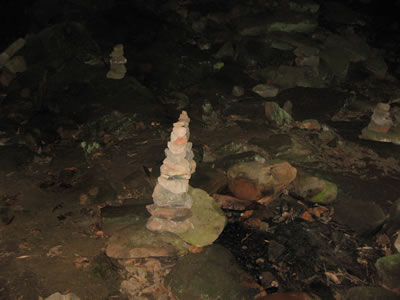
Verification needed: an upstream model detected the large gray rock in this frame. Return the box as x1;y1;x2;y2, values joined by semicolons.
334;199;386;235
165;245;259;300
375;254;400;291
105;217;189;259
265;101;294;126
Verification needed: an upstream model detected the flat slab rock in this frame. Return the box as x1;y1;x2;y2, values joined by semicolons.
105;220;188;259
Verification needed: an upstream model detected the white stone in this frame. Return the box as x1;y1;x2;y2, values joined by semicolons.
158;177;189;194
165;148;186;163
168;141;187;154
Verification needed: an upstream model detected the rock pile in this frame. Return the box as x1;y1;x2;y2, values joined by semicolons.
146;111;196;234
368;102;393;133
360;102;400;145
106;44;127;79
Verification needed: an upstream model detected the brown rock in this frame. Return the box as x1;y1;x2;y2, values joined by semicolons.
168;141;187;154
228;161;297;201
146;204;192;220
146;216;191;234
257;292;312;300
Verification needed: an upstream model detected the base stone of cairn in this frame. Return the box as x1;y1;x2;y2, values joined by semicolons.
146;111;196;235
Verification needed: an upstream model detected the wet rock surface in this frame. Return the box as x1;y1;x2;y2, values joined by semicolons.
1;0;400;299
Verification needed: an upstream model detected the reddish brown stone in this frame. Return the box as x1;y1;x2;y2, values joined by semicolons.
173;137;188;145
146;204;192;220
229;177;261;201
146;216;191;234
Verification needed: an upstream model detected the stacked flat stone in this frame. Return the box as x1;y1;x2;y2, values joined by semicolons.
106;44;127;80
146;111;196;234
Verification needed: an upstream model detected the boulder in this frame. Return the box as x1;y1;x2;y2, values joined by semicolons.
375;254;400;292
294;172;338;204
165;245;260;300
265;102;294;126
177;187;227;247
227;161;297;201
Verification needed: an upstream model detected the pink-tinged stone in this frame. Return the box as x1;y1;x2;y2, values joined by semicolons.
173;121;187;127
158;177;189;194
152;183;192;207
161;160;191;178
146;216;191;234
146;204;192;220
173;137;188;145
168;141;187;154
172;127;188;138
179;111;190;121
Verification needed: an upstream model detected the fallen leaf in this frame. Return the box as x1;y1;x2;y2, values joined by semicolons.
241;233;251;243
18;242;31;250
74;256;90;269
92;152;104;157
64;167;77;171
189;245;203;253
312;206;329;218
300;211;314;222
95;230;107;238
325;271;342;284
47;245;63;257
240;210;254;219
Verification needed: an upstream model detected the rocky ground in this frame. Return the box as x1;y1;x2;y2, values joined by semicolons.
1;0;400;299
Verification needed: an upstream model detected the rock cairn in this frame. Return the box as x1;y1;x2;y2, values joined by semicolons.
106;44;127;79
146;111;196;234
367;102;393;133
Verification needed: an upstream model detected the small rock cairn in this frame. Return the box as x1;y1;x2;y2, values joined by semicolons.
367;102;393;133
146;111;196;234
106;44;127;80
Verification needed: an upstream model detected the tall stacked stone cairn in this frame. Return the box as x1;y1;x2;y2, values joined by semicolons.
106;44;127;79
146;111;196;234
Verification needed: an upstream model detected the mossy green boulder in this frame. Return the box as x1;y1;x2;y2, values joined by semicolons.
177;187;227;247
375;253;400;290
